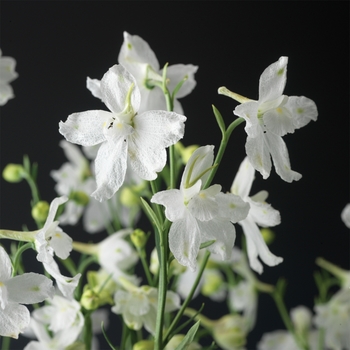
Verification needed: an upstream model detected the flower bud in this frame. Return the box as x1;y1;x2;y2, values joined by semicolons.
130;229;147;249
213;314;247;350
175;142;199;164
70;191;89;206
31;201;50;222
80;286;113;310
120;187;139;207
2;163;25;182
201;269;224;297
150;248;159;275
164;335;201;349
133;340;154;350
260;228;275;245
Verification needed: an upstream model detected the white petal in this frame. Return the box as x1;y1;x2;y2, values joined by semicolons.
234;101;260;138
164;290;181;312
6;273;54;304
341;203;350;229
165;64;198;98
92;137;128;201
59;110;109;147
249;199;281;227
0;246;12;281
181;145;214;189
216;192;250;223
284;96;318;129
169;214;201;271
49;229;73;260
198;218;236;261
263;105;296;136
231;156;255;198
100;64;140;114
42;196;68;234
118;31;160;73
265;132;302;182
245;133;272;179
259;56;288;103
241;218;283;273
0;83;14;106
129;111;186;180
151;189;186;222
58;139;87;169
0;303;30;338
86;77;102;100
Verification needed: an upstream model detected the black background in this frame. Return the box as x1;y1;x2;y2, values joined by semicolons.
1;2;349;349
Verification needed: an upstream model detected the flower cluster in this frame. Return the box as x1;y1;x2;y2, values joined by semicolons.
1;30;349;350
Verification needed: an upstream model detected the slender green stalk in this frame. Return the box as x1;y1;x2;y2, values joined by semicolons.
204;117;244;189
138;247;154;286
12;242;33;277
164;250;211;343
1;335;11;350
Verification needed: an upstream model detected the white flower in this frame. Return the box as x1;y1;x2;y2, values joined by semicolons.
24;295;84;350
35;196;72;264
0;49;18;106
230;56;318;182
341;203;350;229
231;157;283;273
313;289;350;350
112;279;180;334
0;246;54;338
151;145;250;271
60;64;186;201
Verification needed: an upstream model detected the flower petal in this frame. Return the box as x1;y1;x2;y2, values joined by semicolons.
86;77;102;100
0;303;30;338
49;228;73;260
100;64;140;114
216;192;250;223
284;96;318;129
169;214;201;271
265;132;302;182
0;246;12;282
263;105;296;136
151;189;185;222
6;273;54;304
59;110;109;147
234;101;260;138
92;137;128;201
259;56;288;103
231;156;255;198
249;199;281;227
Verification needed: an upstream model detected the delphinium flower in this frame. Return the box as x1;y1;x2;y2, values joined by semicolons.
24;295;84;350
0;246;55;338
60;64;186;201
111;277;180;334
0;49;18;106
88;31;198;114
151;145;250;271
231;156;283;273
219;56;318;182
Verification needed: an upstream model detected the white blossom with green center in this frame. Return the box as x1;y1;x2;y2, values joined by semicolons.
151;145;250;271
60;64;186;202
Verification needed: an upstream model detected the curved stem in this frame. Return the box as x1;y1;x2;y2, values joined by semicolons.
12;242;34;277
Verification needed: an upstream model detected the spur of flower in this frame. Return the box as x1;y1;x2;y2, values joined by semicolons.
151;145;250;271
88;32;198;114
60;64;186;201
0;246;54;338
231;156;283;274
0;49;18;106
219;56;318;182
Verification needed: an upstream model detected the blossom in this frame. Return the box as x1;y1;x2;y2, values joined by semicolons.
151;145;250;271
0;49;18;106
221;56;318;182
112;278;180;334
231;156;283;273
313;289;350;350
24;295;84;350
60;64;186;201
88;32;198;114
0;246;54;338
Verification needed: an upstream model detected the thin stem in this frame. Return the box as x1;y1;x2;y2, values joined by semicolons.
12;242;33;277
138;248;154;286
164;250;211;343
204;117;244;189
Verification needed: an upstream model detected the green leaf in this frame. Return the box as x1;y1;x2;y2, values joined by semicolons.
174;320;201;350
212;105;226;136
140;197;163;233
200;240;216;250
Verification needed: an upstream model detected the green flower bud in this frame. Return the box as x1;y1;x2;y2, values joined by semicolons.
80;287;113;310
213;314;247;350
70;191;90;206
2;164;25;183
201;269;223;297
120;187;139;207
260;228;275;245
132;340;154;350
31;201;50;222
130;229;147;249
164;335;201;349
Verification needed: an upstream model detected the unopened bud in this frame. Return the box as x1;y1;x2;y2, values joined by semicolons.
120;187;139;207
130;229;147;249
133;340;155;350
201;269;223;297
261;228;275;245
2;164;25;183
31;201;50;222
70;191;89;206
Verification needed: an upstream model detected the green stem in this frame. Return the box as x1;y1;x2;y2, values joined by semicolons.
12;242;33;277
164;250;211;343
204;117;244;189
1;336;11;350
139;248;154;287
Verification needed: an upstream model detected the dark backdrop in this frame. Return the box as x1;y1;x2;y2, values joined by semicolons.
1;2;349;349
